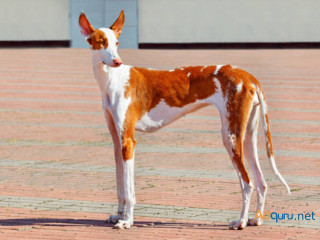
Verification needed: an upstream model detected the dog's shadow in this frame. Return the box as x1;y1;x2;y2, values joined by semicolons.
0;218;228;230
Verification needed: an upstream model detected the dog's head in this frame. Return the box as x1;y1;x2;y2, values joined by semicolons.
79;10;124;68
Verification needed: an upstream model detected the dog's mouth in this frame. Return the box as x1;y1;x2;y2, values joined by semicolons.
102;61;122;68
101;60;122;68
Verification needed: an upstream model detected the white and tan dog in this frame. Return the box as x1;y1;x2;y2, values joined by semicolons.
79;10;290;230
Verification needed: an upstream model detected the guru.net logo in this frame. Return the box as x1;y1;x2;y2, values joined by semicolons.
255;210;316;222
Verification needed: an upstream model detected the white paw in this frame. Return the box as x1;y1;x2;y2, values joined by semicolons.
229;219;247;230
106;214;124;224
114;220;133;229
248;217;263;226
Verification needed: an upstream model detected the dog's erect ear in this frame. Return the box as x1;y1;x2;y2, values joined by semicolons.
110;10;125;39
79;12;95;37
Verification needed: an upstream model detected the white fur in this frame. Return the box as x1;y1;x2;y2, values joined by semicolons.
107;65;132;132
228;134;236;150
244;100;267;227
200;65;208;72
229;179;253;229
236;82;243;93
136;99;209;132
135;113;164;132
210;78;229;119
214;64;224;76
115;155;135;229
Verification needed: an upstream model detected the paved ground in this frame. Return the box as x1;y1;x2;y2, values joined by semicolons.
0;48;319;239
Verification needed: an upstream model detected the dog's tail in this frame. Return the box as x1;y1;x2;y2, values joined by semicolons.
257;87;291;194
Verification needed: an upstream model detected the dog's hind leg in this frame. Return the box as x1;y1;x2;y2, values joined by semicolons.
221;123;254;230
244;103;267;226
218;88;255;230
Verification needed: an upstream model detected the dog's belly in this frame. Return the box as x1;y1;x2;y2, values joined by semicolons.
135;100;209;132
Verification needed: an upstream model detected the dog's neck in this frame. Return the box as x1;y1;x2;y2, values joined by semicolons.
91;51;114;95
92;55;108;92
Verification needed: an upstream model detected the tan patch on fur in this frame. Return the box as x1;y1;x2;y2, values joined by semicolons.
122;136;136;161
257;88;274;159
264;113;274;158
128;65;217;109
87;30;108;50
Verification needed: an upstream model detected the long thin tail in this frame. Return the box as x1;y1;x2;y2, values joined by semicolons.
257;87;291;194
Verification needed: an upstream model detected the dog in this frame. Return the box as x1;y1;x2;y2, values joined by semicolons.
79;10;290;230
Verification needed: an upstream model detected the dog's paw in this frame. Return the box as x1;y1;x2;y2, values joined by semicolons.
106;214;124;224
248;217;263;226
229;219;247;230
114;220;133;229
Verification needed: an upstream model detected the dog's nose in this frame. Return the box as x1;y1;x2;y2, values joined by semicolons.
113;58;122;67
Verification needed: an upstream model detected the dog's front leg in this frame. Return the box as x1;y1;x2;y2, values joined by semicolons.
104;110;126;223
114;121;136;229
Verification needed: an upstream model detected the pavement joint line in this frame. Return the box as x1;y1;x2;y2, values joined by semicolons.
263;79;320;83
187;115;320;126
264;85;320;90
2;108;320;125
267;92;320;96
1;83;97;89
2;77;320;84
0;138;319;159
2;97;320;113
186;116;320;126
268;99;320;103
0;89;99;96
1;121;320;138
0;158;318;186
0;77;95;83
0;195;318;229
0;108;102;115
0;97;100;104
2;79;320;90
2;89;320;103
0;68;91;74
270;108;320;113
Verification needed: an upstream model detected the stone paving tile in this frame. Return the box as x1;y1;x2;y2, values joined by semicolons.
0;164;318;214
0;195;317;229
0;49;319;239
1;123;320;153
0;155;319;185
1;145;318;179
1;208;318;240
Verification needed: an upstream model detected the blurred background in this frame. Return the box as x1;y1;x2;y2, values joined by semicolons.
0;0;319;49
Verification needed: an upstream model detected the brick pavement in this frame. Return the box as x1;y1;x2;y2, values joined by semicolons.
0;48;319;239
